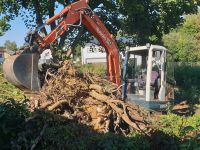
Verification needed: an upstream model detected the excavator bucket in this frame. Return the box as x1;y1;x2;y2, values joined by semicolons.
3;53;41;91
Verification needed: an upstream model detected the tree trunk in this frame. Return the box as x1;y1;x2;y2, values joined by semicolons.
33;0;47;35
48;0;56;30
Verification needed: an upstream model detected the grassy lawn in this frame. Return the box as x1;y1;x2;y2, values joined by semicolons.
76;63;107;77
0;65;25;102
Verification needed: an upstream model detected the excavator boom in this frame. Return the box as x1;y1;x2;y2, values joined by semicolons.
3;0;121;91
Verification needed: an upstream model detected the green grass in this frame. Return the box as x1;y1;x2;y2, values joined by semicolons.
77;63;107;77
0;65;25;102
159;113;200;137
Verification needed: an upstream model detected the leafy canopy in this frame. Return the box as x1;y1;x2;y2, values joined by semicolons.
117;0;199;44
163;13;200;62
4;40;18;51
0;0;199;48
0;16;10;36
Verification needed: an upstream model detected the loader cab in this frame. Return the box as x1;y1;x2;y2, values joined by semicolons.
122;44;174;110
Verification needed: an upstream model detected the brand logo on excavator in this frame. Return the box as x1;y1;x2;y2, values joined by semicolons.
96;28;112;46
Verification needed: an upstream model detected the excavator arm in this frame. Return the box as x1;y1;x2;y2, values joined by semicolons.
3;0;121;91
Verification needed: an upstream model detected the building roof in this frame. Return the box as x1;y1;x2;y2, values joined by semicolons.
0;47;15;55
6;49;15;55
0;47;5;52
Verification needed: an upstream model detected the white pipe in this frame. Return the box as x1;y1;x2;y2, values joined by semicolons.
146;46;153;101
158;50;166;101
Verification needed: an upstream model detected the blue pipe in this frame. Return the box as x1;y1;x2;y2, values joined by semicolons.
122;52;129;100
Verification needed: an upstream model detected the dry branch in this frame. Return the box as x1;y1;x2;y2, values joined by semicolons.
89;90;145;131
40;101;52;109
89;84;104;93
33;60;151;135
48;100;69;111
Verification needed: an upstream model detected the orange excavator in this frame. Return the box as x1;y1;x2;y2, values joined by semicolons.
3;0;121;91
3;0;175;110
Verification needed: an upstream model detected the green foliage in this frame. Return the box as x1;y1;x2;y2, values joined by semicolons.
175;87;200;105
0;16;10;36
0;99;29;149
33;112;200;150
174;64;200;104
1;101;200;150
159;113;200;137
175;64;200;88
40;123;150;150
158;113;200;149
0;0;122;49
0;0;20;17
0;0;21;35
3;108;150;150
4;40;17;51
74;44;82;57
0;66;25;102
164;32;199;61
78;63;107;77
1;0;199;48
118;0;199;44
163;13;200;62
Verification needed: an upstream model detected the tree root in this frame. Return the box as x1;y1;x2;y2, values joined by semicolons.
89;90;146;132
32;60;152;135
40;101;52;109
48;100;69;111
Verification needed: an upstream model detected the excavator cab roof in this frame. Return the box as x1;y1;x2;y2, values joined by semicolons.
127;45;168;55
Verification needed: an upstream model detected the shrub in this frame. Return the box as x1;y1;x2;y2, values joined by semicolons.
174;64;200;104
163;13;200;62
78;63;107;77
159;113;200;137
0;99;29;149
157;113;200;149
0;67;24;102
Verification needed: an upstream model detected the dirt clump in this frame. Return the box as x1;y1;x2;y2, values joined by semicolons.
30;61;152;135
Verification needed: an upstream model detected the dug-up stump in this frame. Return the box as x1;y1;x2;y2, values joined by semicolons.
31;61;152;135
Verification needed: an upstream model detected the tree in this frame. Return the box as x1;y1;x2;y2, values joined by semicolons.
0;0;121;48
0;0;20;36
0;0;199;52
0;16;10;36
117;0;199;44
163;13;200;62
4;40;17;51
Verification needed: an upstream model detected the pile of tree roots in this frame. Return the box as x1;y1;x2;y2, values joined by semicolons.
30;61;152;135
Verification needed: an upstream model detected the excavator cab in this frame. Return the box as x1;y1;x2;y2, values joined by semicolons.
122;44;175;110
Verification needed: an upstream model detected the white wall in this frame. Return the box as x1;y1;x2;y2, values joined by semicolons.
81;43;107;64
81;37;135;64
